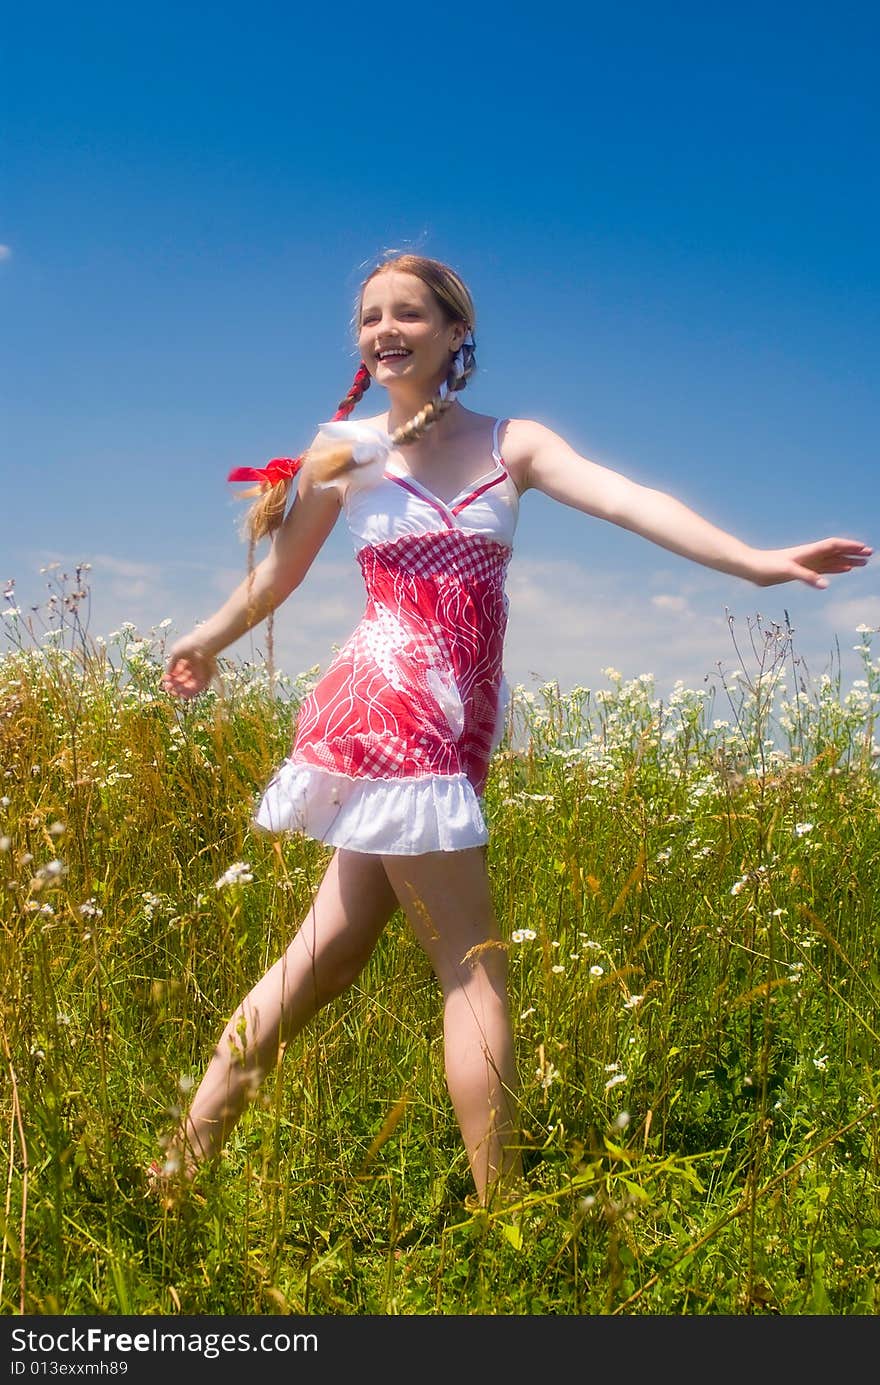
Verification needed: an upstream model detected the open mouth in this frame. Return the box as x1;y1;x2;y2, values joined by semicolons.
376;349;412;363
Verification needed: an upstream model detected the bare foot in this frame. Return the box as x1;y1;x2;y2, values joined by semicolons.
145;1150;199;1209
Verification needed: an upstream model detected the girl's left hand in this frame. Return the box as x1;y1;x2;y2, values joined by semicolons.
753;537;872;589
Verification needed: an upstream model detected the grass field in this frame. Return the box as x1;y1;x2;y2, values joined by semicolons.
2;568;878;1315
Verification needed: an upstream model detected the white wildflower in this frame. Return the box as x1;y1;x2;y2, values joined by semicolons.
604;1073;628;1092
511;928;537;943
37;859;66;881
215;861;254;889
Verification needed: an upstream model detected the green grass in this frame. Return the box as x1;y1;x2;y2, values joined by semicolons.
1;568;879;1315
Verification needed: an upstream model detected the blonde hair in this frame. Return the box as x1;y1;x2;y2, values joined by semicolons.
234;255;477;666
356;253;476;355
306;253;477;483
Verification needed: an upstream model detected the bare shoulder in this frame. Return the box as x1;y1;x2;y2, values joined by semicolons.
496;418;569;492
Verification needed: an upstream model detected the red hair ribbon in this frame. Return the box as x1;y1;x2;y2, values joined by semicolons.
226;456;304;486
227;362;371;487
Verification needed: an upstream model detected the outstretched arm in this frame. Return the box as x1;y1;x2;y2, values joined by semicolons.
162;456;341;699
509;420;872;589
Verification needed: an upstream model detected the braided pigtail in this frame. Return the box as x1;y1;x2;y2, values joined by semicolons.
304;251;479;486
305;333;478;491
226;362;372;683
391;333;476;448
233;362;373;551
224;252;477;676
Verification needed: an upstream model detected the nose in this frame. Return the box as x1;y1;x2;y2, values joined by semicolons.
374;316;398;339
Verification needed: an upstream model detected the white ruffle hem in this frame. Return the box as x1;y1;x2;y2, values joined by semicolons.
253;761;488;855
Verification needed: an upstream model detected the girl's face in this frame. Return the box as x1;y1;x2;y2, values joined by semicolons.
358;271;466;392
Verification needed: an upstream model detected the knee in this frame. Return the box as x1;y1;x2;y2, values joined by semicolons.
442;942;510;1001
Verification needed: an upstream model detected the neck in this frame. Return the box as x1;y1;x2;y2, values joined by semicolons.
384;376;454;434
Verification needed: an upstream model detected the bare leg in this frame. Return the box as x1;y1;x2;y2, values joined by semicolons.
164;849;398;1174
381;848;522;1206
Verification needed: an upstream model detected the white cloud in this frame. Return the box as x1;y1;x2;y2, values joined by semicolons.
0;245;11;262
819;591;880;634
497;555;872;701
650;593;689;613
90;553;163;581
501;556;734;697
4;547;871;710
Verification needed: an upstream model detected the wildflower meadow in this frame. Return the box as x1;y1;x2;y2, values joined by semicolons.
1;565;879;1315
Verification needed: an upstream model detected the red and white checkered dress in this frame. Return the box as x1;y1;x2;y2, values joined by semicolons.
255;420;519;854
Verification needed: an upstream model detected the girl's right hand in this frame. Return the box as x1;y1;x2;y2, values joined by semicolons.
161;641;218;700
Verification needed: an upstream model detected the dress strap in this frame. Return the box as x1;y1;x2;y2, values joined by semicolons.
492;418;507;463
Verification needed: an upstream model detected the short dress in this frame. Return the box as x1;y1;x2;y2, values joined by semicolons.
255;418;520;854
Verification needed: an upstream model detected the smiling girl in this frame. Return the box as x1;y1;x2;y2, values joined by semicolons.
156;252;871;1208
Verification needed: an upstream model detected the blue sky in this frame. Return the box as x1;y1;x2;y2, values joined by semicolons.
3;1;878;705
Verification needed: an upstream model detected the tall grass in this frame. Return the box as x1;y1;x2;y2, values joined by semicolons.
1;567;879;1315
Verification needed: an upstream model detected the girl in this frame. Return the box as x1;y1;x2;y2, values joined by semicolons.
157;252;870;1208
